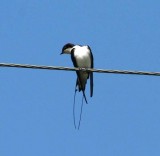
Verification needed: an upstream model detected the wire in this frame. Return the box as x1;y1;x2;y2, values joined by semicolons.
0;62;160;76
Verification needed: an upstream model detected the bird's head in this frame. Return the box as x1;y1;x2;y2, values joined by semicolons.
61;43;75;55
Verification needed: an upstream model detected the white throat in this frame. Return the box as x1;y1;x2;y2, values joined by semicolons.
64;47;73;54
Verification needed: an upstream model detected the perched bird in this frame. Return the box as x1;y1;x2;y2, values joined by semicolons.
61;43;94;129
61;43;94;101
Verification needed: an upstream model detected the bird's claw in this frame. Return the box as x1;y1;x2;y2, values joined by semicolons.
79;68;88;71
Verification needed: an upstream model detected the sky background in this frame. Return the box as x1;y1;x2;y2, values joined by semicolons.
0;0;160;155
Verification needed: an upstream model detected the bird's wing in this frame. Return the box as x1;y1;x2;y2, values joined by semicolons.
87;46;94;97
71;48;88;104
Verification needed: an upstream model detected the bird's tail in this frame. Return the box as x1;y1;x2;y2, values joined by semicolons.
82;90;88;104
73;80;86;129
76;79;88;104
73;83;78;129
78;95;84;129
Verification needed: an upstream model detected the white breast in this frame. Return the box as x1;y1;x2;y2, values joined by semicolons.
74;46;91;68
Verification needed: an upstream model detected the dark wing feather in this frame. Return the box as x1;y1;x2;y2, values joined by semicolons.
87;46;94;97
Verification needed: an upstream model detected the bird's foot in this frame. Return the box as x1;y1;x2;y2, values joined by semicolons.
79;68;87;71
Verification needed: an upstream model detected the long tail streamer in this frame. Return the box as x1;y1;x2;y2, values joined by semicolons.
73;88;77;129
78;95;84;130
82;90;88;104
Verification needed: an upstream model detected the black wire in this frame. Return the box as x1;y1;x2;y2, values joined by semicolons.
1;63;160;76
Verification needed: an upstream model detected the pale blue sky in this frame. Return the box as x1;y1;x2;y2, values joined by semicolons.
0;0;160;156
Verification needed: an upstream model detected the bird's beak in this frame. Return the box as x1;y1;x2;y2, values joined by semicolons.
60;52;63;55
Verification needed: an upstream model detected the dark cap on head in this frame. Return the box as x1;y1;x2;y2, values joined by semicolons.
61;43;75;54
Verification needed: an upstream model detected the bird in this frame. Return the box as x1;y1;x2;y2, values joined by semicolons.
61;43;94;102
61;43;94;129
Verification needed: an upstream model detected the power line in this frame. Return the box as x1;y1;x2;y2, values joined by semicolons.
0;62;160;76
